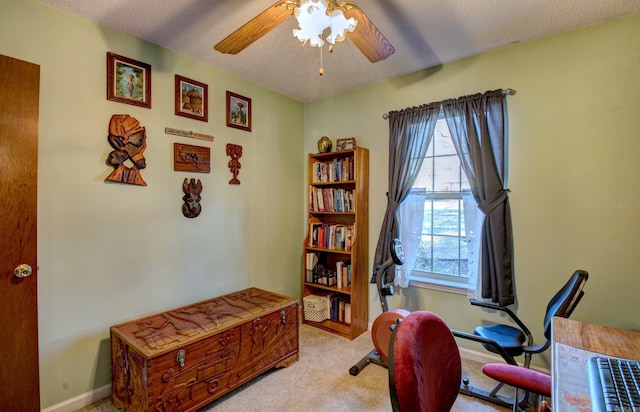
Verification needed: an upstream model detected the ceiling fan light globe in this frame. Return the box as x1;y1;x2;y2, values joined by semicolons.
293;0;356;48
326;12;356;44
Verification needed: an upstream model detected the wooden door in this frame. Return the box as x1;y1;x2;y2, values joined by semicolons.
0;54;40;411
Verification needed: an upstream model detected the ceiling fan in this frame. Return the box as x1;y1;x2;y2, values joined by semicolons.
214;0;395;63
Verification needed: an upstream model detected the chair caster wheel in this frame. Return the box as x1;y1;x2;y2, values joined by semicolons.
462;377;470;386
349;366;360;376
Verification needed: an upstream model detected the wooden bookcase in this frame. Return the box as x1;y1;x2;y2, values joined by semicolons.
302;147;369;340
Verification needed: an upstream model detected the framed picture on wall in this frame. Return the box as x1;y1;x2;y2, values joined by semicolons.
106;52;151;109
175;75;208;122
226;91;251;132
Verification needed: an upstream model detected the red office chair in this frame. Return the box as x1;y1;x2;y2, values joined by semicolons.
388;311;461;412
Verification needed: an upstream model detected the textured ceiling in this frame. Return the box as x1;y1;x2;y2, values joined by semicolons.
41;0;640;103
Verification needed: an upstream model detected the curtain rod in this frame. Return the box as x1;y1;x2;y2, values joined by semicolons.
382;88;516;119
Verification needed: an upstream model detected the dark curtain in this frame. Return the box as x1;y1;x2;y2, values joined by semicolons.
371;103;441;283
441;89;514;305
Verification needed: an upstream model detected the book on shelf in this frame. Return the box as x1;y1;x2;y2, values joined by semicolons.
317;188;325;211
323;189;332;213
345;227;353;251
322;163;329;182
336;261;344;288
308;222;322;247
318;225;325;248
326;293;343;322
344;302;351;324
344;263;351;288
305;252;319;282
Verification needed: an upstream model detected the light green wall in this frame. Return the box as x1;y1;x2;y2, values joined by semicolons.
1;0;304;408
3;0;640;407
305;13;640;366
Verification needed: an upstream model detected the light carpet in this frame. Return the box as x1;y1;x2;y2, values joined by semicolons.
79;324;511;411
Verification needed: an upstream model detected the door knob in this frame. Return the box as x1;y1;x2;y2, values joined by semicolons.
13;264;33;278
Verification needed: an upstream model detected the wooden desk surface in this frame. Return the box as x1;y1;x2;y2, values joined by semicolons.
552;317;640;410
552;317;640;360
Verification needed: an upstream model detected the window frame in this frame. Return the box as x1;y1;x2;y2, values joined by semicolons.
407;116;475;294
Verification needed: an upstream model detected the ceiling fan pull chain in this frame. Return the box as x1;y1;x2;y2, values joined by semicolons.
319;46;324;76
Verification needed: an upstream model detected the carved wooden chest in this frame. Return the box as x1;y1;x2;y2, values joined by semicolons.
110;288;299;411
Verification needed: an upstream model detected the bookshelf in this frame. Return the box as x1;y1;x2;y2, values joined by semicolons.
302;147;369;340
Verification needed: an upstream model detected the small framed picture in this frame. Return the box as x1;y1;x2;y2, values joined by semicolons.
336;137;356;151
226;91;251;132
106;52;151;109
175;75;208;122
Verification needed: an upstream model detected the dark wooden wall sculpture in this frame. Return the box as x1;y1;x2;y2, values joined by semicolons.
182;178;202;218
105;114;147;186
226;143;242;185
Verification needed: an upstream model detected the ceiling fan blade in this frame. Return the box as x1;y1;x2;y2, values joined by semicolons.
344;7;395;63
214;1;294;55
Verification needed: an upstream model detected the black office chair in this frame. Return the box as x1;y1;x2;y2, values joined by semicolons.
454;269;589;408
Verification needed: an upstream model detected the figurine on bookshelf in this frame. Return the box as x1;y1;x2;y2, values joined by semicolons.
317;136;332;153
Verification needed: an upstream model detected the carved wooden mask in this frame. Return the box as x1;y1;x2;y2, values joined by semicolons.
182;178;203;218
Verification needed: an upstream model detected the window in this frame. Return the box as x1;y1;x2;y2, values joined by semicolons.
406;116;479;291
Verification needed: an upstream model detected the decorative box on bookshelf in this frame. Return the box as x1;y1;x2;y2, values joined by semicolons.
302;147;368;340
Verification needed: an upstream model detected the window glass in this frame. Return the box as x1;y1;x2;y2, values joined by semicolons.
409;116;476;289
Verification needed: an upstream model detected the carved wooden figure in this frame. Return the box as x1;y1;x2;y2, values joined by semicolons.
105;114;147;186
226;143;242;185
182;178;202;218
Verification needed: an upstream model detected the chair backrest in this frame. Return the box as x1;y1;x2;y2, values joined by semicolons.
542;270;589;339
388;311;461;412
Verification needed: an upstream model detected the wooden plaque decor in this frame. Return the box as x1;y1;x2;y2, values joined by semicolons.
182;178;202;218
165;127;214;142
105;114;148;186
173;143;210;173
226;143;243;185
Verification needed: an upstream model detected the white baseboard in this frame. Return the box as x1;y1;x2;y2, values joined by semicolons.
41;384;110;412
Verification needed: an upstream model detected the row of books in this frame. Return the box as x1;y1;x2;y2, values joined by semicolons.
309;187;354;213
308;223;353;251
311;157;354;183
327;293;351;324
